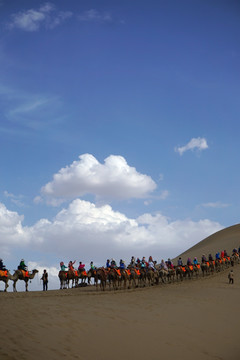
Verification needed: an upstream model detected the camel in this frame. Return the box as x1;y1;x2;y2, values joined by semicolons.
95;267;108;291
119;268;130;289
185;265;194;279
158;268;169;283
146;268;159;286
127;267;140;288
87;268;98;285
193;264;200;277
76;270;88;286
12;269;38;292
201;262;210;277
139;268;147;287
58;270;68;289
208;261;215;274
66;270;78;288
108;268;121;290
175;266;185;281
167;268;176;283
0;270;17;292
231;253;240;266
215;259;223;272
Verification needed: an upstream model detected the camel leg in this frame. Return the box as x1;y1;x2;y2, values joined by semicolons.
4;280;9;292
25;280;28;292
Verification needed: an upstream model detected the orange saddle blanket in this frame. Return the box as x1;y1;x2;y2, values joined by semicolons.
21;270;29;277
0;270;8;277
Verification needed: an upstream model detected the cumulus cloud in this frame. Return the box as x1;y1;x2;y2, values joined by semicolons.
40;154;157;204
7;2;72;32
175;137;208;156
78;9;112;23
0;199;222;275
0;203;31;257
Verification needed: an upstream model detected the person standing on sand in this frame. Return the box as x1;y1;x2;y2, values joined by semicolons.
228;269;234;284
41;269;48;291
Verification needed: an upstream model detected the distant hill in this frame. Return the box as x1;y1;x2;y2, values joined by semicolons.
172;223;240;264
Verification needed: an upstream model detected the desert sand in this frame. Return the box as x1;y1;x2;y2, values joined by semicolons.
1;224;240;360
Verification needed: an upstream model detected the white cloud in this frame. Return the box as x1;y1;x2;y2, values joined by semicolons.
8;2;72;32
0;199;222;277
159;190;169;200
175;137;208;156
78;9;112;23
0;203;31;254
4;191;25;207
201;202;230;208
40;154;157;203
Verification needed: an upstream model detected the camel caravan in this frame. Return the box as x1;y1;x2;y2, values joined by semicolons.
0;259;39;292
0;249;239;292
58;249;240;291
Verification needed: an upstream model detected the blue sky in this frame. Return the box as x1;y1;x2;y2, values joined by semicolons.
0;0;239;290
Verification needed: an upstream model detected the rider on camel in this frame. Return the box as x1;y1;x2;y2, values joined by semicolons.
187;257;192;266
224;250;228;257
119;259;126;270
141;257;146;268
0;259;7;271
201;254;207;263
90;261;95;270
60;262;67;271
148;258;155;271
177;257;183;266
68;260;76;272
130;256;136;267
166;258;174;269
160;259;168;271
110;259;117;268
208;254;213;262
106;259;111;268
232;248;238;255
78;262;85;272
215;252;220;260
18;259;27;271
193;257;198;265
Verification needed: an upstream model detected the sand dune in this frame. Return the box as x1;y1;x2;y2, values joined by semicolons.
172;223;240;263
1;225;240;360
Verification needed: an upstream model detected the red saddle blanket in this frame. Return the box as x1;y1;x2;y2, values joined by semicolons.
0;270;8;277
